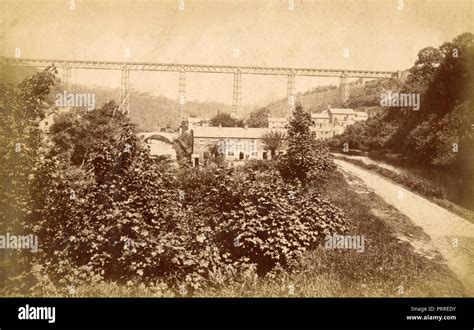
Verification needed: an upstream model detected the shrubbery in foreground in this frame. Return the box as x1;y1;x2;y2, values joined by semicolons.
23;127;347;294
1;69;348;296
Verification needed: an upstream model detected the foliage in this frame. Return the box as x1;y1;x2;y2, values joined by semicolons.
335;122;366;150
179;167;348;275
173;131;193;167
0;66;57;291
331;33;474;172
261;130;286;158
246;107;270;128
0;67;57;228
217;180;348;274
242;159;276;173
209;112;244;127
48;101;132;166
277;103;335;184
32;127;231;291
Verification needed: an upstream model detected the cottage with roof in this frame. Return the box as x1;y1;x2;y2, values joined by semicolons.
311;110;331;126
328;107;356;125
191;126;287;166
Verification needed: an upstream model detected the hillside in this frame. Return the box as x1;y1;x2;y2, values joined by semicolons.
262;78;404;117
48;84;240;131
0;62;251;131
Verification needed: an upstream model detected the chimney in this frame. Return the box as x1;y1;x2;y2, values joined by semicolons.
218;123;222;129
244;124;248;129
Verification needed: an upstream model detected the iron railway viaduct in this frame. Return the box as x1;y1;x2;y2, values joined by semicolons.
1;56;401;117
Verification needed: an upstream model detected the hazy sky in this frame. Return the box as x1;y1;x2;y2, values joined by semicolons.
1;0;473;106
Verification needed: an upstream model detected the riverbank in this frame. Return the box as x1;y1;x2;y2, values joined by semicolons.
334;159;474;295
333;154;474;223
330;149;474;211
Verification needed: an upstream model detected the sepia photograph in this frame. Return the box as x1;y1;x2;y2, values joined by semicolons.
0;0;473;328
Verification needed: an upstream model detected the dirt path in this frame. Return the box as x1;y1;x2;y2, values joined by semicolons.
335;159;474;295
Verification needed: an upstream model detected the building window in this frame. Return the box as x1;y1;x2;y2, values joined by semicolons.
235;141;241;153
250;139;256;154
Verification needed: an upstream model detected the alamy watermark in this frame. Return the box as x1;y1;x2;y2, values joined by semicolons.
18;304;55;323
380;91;420;111
324;234;365;253
55;91;96;110
0;233;38;252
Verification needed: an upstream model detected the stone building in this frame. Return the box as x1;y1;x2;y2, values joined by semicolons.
311;111;331;126
191;126;287;167
328;107;356;127
310;106;367;140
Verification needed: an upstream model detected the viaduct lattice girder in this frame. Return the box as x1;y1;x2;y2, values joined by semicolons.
2;57;397;79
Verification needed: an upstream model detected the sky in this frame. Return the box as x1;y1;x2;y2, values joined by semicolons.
1;0;473;106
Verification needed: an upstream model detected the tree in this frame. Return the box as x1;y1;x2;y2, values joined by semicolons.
277;103;335;185
209;112;244;127
48;101;133;166
334;121;367;150
173;131;193;166
0;66;57;231
404;46;443;95
246;107;269;128
261;130;286;158
0;66;57;291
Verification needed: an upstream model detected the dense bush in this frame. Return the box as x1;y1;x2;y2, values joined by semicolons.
0;67;57;292
178;166;347;274
217;180;348;274
242;159;276;173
